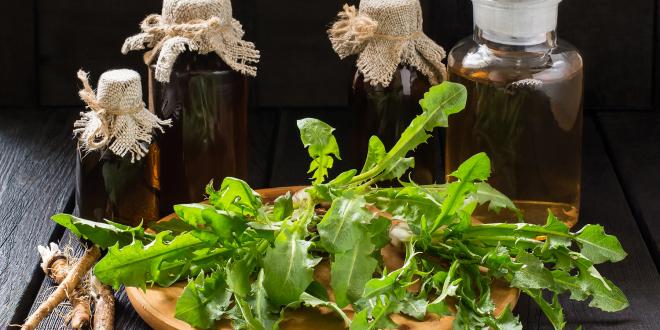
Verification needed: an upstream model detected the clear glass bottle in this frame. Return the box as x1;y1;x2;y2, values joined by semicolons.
76;142;160;226
150;52;248;216
446;0;583;225
351;65;441;184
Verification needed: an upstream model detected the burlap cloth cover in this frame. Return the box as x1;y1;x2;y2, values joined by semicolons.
75;69;172;162
122;0;260;83
329;0;447;87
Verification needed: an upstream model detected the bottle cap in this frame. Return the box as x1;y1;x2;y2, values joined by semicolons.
472;0;561;45
122;0;260;82
75;69;171;161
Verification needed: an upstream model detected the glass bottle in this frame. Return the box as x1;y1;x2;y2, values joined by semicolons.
76;143;160;226
352;65;441;184
149;52;248;216
446;0;583;225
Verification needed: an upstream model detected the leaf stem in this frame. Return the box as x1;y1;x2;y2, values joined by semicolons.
463;223;574;239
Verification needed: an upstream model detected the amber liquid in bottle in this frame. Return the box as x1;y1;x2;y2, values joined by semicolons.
150;52;248;216
447;39;583;225
352;65;441;184
76;143;160;226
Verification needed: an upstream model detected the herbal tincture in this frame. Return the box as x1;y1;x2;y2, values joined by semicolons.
329;0;447;184
75;70;171;226
446;0;583;225
122;0;259;216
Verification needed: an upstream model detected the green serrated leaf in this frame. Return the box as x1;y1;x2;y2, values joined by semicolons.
369;298;398;330
201;208;247;241
272;192;294;222
492;306;522;330
419;78;469;116
450;152;491;182
51;213;151;248
379;157;415;182
228;256;256;298
292;293;352;327
366;216;392;249
148;217;196;234
361;136;387;174
399;296;428;320
331;234;378;307
551;270;589;301
524;289;565;330
350;81;467;186
433;179;477;232
297;118;341;184
362;251;418;299
206;177;262;215
318;196;373;253
511;252;554;290
427;299;451;316
472;182;519;215
95;231;207;290
174;203;213;227
175;271;232;329
249;269;280;330
336;171;360;186
350;309;370;330
575;225;627;264
572;255;629;312
362;269;402;299
234;295;266;330
543;213;572;249
263;226;319;306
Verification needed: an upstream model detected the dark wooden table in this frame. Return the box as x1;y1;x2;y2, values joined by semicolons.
1;107;659;330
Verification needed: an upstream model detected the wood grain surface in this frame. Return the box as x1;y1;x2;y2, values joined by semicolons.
517;119;660;329
597;112;660;268
0;109;77;327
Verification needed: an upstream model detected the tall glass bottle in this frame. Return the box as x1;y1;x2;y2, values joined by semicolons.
149;52;248;216
330;0;448;184
446;0;583;225
122;0;259;216
352;65;440;184
75;69;168;226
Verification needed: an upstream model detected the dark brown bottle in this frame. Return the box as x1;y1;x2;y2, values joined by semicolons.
150;52;248;216
351;65;441;184
76;143;160;226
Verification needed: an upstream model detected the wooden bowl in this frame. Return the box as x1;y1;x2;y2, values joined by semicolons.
126;186;520;330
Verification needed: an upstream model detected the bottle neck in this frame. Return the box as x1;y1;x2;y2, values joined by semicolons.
471;0;560;53
473;24;557;55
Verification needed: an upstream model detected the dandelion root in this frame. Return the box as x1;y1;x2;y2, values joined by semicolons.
90;274;114;330
22;245;100;330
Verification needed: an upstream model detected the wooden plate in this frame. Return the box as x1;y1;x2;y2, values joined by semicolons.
126;186;520;330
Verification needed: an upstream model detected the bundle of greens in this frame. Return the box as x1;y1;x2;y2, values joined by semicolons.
52;82;628;330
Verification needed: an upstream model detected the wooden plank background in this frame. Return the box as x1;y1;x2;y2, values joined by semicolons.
0;2;36;106
0;0;656;110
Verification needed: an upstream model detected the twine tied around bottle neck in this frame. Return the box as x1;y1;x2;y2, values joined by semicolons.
122;0;260;83
74;69;172;162
329;5;423;50
329;1;447;87
138;14;230;66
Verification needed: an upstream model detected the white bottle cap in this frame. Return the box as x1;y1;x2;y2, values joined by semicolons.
472;0;561;46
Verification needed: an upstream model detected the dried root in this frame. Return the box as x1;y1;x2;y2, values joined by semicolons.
37;243;92;329
90;275;115;330
22;244;101;330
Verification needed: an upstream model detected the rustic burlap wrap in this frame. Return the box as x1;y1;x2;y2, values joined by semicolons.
329;0;447;87
75;69;172;162
122;0;260;83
